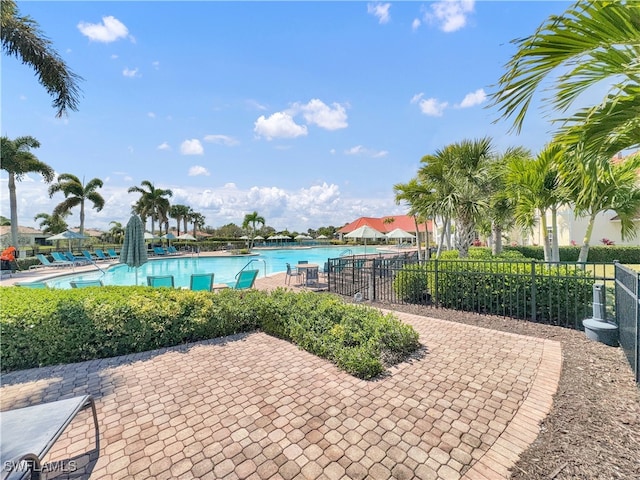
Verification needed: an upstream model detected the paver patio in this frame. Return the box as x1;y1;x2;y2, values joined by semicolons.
0;289;561;480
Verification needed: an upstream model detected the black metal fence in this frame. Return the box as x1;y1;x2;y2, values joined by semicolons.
614;263;640;383
328;256;614;329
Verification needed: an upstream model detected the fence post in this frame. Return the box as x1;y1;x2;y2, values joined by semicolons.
531;260;537;322
434;259;439;307
372;260;377;301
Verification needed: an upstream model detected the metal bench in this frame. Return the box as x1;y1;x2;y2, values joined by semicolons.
0;395;100;480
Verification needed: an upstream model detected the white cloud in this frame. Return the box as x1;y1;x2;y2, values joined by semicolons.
180;139;204;155
411;93;448;116
246;99;268;111
188;166;210;177
204;134;240;146
123;67;140;78
344;145;389;158
110;54;118;60
367;3;391;24
77;16;130;43
147;112;156;119
291;99;348;130
412;18;421;31
254;112;308;140
152;61;160;70
428;0;475;33
157;142;171;151
458;88;486;108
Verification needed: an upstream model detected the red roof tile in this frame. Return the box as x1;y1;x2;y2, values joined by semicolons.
339;215;432;234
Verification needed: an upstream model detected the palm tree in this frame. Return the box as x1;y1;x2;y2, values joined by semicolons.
34;212;68;236
561;151;640;262
504;145;567;262
169;204;190;236
1;0;82;117
242;211;266;249
190;212;206;238
420;138;493;258
490;1;640;157
108;221;125;244
394;179;434;261
128;181;173;235
1;135;55;247
485;147;530;255
48;174;105;236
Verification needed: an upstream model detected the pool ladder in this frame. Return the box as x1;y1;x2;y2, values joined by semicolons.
340;249;353;257
236;258;267;279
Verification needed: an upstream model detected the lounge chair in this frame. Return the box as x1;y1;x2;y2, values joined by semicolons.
82;250;99;263
232;269;259;290
94;249;113;261
64;252;90;265
30;253;69;269
167;245;182;256
0;395;99;480
190;273;215;291
285;263;302;285
147;275;175;288
52;251;82;266
106;249;119;260
153;246;167;256
70;279;104;288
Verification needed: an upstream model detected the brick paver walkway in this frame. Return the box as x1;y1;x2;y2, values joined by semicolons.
1;276;561;480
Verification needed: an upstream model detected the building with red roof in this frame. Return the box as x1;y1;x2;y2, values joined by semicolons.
338;215;433;244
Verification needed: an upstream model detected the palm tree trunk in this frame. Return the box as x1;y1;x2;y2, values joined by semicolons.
455;217;475;258
540;211;551;262
424;220;430;259
551;205;560;262
413;216;422;262
492;222;503;256
8;173;19;247
436;217;449;259
578;213;597;263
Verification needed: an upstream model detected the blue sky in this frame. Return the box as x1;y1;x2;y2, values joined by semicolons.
1;1;572;233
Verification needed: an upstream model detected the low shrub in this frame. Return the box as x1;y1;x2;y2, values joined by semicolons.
392;264;430;303
0;287;420;379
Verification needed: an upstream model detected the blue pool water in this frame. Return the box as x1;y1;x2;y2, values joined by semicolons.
43;246;380;289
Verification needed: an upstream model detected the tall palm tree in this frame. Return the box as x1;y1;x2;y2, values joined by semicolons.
48;174;105;237
394;179;434;261
422;138;493;258
485;147;531;255
1;0;82;117
242;211;265;249
561;151;640;262
504;145;567;262
1;135;55;247
127;180;173;235
490;1;640;157
190;212;206;238
169;204;190;236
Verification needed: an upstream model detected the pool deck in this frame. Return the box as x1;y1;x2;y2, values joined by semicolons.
0;254;562;479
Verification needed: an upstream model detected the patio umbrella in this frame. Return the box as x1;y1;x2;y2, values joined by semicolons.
385;228;415;246
47;230;86;252
144;232;160;240
344;225;386;253
120;215;148;285
162;232;176;247
177;233;196;241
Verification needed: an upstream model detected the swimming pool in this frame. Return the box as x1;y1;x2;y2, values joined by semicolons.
43;246;379;289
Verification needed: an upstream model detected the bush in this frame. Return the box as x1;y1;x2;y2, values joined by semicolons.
427;260;594;326
392;264;430;303
504;245;640;263
0;287;420;379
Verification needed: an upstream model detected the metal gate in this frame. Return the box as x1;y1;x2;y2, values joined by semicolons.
614;263;640;383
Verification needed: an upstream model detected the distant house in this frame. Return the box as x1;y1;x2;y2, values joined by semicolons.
0;226;47;250
338;215;433;245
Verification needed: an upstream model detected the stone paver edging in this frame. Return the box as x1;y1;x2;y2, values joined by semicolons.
0;309;561;479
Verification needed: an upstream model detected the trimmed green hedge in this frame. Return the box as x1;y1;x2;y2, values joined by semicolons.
0;287;419;379
504;245;640;263
393;257;595;327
